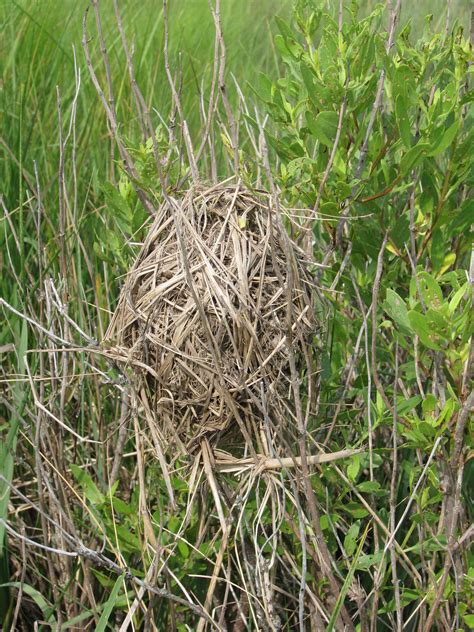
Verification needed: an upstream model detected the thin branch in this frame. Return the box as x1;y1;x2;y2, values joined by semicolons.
371;233;394;416
390;343;402;632
82;4;155;215
162;0;199;181
1;518;221;629
214;448;363;473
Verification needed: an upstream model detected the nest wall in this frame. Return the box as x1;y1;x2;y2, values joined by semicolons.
105;183;316;454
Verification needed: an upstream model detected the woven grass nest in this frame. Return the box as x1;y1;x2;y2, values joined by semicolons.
105;183;316;455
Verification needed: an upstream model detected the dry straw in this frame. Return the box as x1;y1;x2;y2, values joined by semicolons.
104;181;317;458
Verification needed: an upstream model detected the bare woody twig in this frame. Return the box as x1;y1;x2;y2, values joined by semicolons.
214;448;363;473
390;344;402;632
82;4;155;215
371;233;394;416
162;0;199;181
0;519;221;630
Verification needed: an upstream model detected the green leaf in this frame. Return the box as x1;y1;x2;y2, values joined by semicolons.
347;454;360;481
102;183;133;235
395;95;412;148
344;522;360;557
115;525;140;552
305;110;339;147
178;540;190;559
449;282;469;314
300;62;319;106
400;142;430;176
95;575;124;632
320;201;340;217
417;272;443;309
404;536;447;554
357;481;382;493
356;550;383;571
70;464;104;505
449;198;474;235
112;497;134;515
343;503;369;519
408;311;442;350
257;72;273;102
428;121;459;156
403;425;432;449
60;611;94;630
397;395;422;415
274;34;302;62
391;64;417;105
383;289;411;333
422;394;437;415
275;15;294;42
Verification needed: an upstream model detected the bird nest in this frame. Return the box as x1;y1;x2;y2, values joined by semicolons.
104;183;316;455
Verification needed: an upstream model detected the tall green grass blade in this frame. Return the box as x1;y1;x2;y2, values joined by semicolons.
327;523;370;632
0;321;28;621
0;582;57;626
95;574;124;632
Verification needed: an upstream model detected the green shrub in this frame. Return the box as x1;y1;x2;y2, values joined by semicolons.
250;1;473;628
